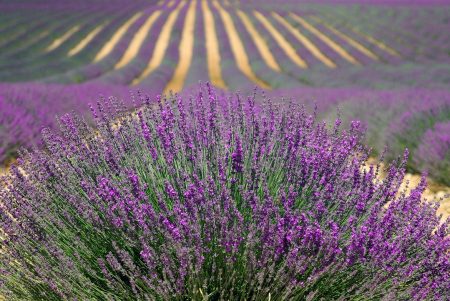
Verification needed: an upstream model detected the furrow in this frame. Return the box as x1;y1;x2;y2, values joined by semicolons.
94;11;143;62
236;9;281;72
290;13;360;65
272;12;336;68
115;10;162;69
310;16;380;61
212;0;270;89
46;25;81;52
68;22;108;57
164;0;197;93
132;1;186;86
254;11;307;69
201;0;227;89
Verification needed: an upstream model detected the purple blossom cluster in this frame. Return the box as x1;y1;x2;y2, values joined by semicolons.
1;84;448;300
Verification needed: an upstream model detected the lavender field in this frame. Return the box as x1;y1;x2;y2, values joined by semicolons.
0;0;449;300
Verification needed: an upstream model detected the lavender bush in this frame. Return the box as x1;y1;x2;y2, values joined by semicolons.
1;85;448;300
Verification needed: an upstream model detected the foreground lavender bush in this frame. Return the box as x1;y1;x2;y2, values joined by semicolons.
1;85;448;300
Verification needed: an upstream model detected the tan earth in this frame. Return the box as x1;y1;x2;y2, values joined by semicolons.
212;0;271;89
46;26;80;52
132;1;186;86
94;12;143;63
237;9;282;73
290;13;360;66
114;11;162;69
68;23;108;57
203;0;228;89
254;10;308;69
164;0;197;93
272;12;336;69
310;16;380;61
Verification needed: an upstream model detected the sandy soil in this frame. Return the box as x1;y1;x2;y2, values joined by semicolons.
212;0;271;89
254;11;308;69
290;13;360;65
164;0;197;93
363;158;450;220
272;12;336;68
310;15;380;61
46;25;80;52
94;11;143;63
68;23;107;57
203;0;228;89
236;9;282;72
115;11;162;69
132;1;185;85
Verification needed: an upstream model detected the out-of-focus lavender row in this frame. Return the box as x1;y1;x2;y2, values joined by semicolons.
268;87;450;185
0;83;135;163
1;0;448;89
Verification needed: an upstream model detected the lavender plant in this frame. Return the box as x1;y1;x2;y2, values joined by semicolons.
1;85;448;300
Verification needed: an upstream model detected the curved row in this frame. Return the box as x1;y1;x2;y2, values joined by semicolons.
0;1;427;91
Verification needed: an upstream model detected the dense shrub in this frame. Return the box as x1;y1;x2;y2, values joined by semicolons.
1;85;448;300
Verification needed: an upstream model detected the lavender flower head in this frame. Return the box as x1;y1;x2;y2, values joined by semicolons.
0;84;448;300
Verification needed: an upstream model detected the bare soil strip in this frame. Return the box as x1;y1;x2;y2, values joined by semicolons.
68;23;107;57
115;11;162;69
202;0;227;89
253;11;308;69
93;12;143;63
349;26;400;57
132;1;186;86
236;9;281;72
45;25;80;52
212;0;271;89
164;0;197;93
167;0;176;8
310;16;380;61
272;12;336;68
290;13;360;66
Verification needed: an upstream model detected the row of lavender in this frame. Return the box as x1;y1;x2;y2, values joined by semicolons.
0;83;135;164
1;85;448;299
0;1;448;89
270;87;450;185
